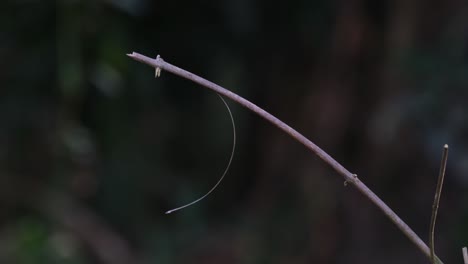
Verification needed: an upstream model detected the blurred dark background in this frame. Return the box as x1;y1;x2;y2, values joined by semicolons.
1;0;468;263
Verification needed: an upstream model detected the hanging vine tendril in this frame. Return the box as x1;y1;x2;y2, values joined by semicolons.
165;93;236;214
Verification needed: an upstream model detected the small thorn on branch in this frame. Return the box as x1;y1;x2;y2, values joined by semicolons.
344;174;358;187
155;55;162;77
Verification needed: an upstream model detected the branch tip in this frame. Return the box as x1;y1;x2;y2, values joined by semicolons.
429;144;449;264
463;247;468;264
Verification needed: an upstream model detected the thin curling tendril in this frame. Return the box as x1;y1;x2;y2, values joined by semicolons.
165;93;236;214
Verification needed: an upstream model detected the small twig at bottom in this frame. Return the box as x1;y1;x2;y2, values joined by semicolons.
429;144;449;264
462;247;468;264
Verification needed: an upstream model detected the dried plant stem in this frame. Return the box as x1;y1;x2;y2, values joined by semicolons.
127;52;443;263
429;144;449;263
463;247;468;264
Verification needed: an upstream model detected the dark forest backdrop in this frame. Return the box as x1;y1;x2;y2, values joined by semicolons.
1;0;468;263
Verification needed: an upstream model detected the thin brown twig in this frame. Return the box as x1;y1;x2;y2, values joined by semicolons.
429;144;449;263
463;247;468;264
127;51;443;263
